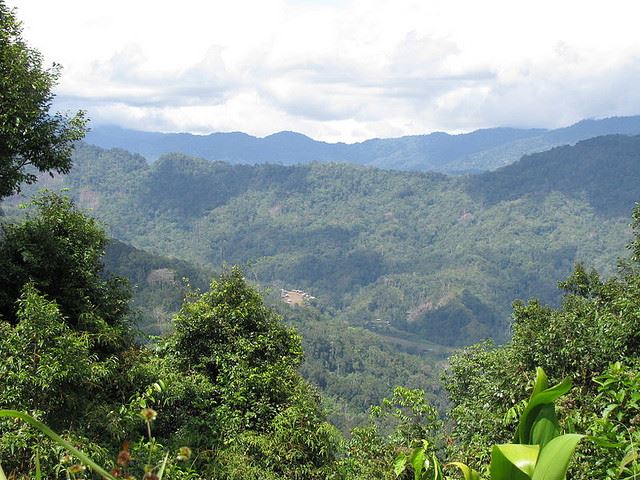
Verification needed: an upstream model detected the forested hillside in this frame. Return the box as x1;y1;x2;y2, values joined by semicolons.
85;115;640;172
3;190;639;479
7;135;638;349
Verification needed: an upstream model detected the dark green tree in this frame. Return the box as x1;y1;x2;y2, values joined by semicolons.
0;284;96;474
0;194;140;476
0;192;133;353
0;1;86;199
158;268;341;478
170;267;304;433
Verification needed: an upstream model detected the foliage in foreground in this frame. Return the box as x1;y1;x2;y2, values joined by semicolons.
444;205;640;479
1;198;640;479
398;368;585;480
453;368;584;480
0;194;341;479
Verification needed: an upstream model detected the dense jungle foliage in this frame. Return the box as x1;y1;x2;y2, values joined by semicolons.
0;191;639;479
6;134;640;432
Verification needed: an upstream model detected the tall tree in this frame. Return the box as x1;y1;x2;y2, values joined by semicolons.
0;1;86;199
161;268;341;478
0;192;133;354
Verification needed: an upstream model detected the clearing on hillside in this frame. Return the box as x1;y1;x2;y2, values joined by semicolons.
280;289;315;306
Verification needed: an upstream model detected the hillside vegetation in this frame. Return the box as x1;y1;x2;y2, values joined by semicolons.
7;135;638;349
2;4;639;478
2;189;639;479
106;240;453;429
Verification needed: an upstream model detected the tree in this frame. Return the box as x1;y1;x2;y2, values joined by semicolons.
0;1;86;199
0;194;140;476
0;284;95;474
169;267;306;437
160;268;341;478
0;192;133;355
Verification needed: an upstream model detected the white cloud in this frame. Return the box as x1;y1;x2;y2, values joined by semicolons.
9;0;640;141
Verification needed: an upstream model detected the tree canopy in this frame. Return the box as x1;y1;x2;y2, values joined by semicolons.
0;1;86;199
0;193;133;354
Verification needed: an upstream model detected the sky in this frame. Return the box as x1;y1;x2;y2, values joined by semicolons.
10;0;640;142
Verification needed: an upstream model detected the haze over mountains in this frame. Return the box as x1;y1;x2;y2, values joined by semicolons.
85;115;640;173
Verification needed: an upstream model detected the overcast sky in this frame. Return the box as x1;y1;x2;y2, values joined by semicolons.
10;0;640;142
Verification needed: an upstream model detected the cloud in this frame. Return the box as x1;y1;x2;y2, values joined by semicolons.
11;0;640;141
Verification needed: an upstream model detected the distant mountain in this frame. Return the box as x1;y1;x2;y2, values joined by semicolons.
84;115;640;172
455;116;640;171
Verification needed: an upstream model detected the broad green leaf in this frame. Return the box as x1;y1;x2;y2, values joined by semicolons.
394;453;408;477
0;462;7;480
530;367;549;398
516;375;571;445
529;404;560;447
490;444;539;480
531;434;584;480
0;410;118;480
446;462;481;480
410;447;426;480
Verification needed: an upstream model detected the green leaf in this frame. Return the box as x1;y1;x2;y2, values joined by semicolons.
446;462;481;480
530;367;549;398
0;462;7;480
410;447;426;480
394;452;408;477
531;434;585;480
618;448;639;475
588;435;624;448
35;452;41;480
516;373;571;445
157;453;170;480
490;444;539;480
431;453;443;480
529;404;560;447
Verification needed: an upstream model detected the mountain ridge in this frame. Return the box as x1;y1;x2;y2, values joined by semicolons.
84;115;640;172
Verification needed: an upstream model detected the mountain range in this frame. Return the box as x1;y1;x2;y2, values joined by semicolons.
85;115;640;172
7;134;639;347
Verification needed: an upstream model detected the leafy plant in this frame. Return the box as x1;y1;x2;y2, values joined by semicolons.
588;361;640;479
447;368;585;480
393;440;443;480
